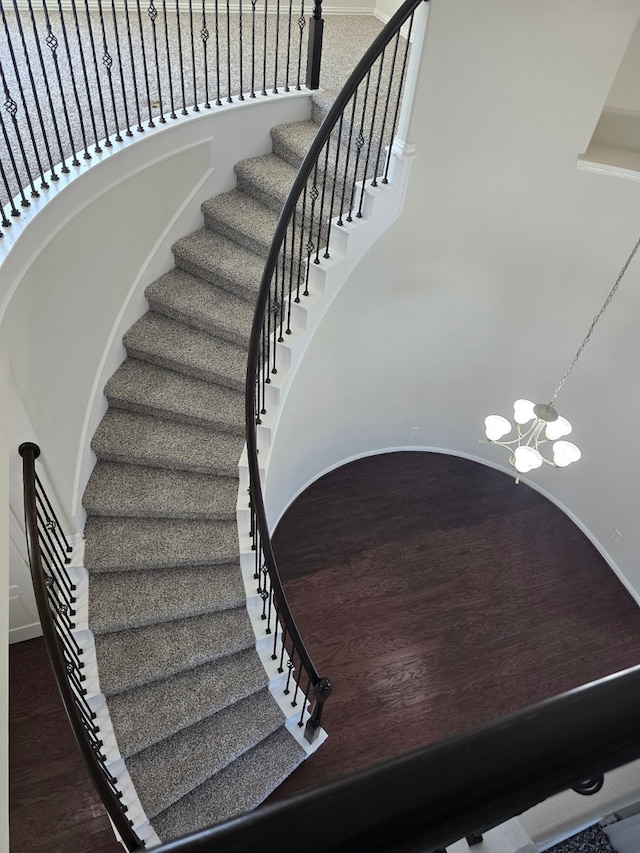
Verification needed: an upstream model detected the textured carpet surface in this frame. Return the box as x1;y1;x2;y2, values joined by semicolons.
547;825;617;853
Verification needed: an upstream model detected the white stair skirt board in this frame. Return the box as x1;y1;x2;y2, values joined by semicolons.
446;820;536;853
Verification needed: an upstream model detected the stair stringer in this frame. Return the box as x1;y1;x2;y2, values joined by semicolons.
236;139;417;751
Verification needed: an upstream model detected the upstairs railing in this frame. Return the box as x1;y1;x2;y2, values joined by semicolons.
0;0;324;235
245;0;422;744
19;442;144;851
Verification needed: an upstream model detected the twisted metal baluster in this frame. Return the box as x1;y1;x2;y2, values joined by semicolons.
174;0;187;114
303;162;320;295
147;0;165;122
42;0;79;166
201;0;210;109
10;0;55;183
347;69;370;222
0;8;45;190
80;0;111;147
313;139;331;265
323;112;344;259
97;0;123;141
0;58;38;199
111;0;133;135
161;0;177;117
123;0;144;130
285;212;297;334
135;0;154;126
25;0;65;177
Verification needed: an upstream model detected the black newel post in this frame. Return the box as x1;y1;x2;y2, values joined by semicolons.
305;1;323;90
304;676;332;742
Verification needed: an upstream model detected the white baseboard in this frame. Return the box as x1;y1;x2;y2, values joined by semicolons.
9;622;42;644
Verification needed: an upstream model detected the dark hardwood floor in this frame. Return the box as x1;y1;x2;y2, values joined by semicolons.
10;451;640;847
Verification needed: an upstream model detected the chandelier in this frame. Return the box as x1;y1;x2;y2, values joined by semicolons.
484;234;640;481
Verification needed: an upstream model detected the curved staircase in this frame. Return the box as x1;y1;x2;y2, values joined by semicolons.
81;107;326;845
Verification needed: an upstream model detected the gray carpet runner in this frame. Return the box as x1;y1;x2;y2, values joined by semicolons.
82;107;327;843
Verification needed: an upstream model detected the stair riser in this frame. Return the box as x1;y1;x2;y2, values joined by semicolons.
124;341;245;393
145;298;249;349
202;212;272;259
104;397;244;437
173;254;259;304
92;449;239;479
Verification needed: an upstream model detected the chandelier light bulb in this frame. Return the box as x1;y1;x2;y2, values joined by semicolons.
552;440;581;468
513;445;543;473
545;416;572;441
513;399;536;425
485;415;512;441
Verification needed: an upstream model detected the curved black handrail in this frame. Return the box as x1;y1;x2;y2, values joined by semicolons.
154;662;640;851
19;443;144;851
245;0;425;742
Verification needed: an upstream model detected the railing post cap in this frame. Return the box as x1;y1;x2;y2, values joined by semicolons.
19;442;41;459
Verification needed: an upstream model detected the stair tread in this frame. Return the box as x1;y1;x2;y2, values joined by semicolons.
124;312;246;389
202;189;280;257
108;649;269;757
89;564;245;635
234;154;298;213
105;359;244;433
84;515;239;572
146;268;254;345
270;119;318;167
129;689;284;819
83;462;238;520
91;409;244;475
152;728;307;842
95;608;254;696
172;229;265;299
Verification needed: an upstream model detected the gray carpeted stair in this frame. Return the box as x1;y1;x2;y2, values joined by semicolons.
82;101;326;843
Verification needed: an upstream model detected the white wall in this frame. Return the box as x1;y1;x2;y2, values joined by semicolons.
266;0;640;599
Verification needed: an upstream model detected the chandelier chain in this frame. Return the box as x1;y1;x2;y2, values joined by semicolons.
549;233;640;404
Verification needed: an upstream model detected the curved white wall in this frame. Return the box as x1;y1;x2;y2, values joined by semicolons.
266;0;640;600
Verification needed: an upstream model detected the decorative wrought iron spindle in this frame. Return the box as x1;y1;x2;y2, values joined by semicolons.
135;0;155;126
161;0;177;118
188;0;198;110
81;0;111;147
147;0;165;122
225;0;232;102
0;57;38;199
201;0;210;109
174;0;187;115
111;0;134;135
123;0;145;130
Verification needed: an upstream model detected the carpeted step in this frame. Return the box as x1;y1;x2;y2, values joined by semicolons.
172;229;265;300
95;607;254;696
234;154;298;214
105;359;244;434
92;410;244;476
84;516;239;572
270;119;318;168
124;312;247;390
152;727;307;842
108;649;269;757
202;190;280;258
83;462;238;520
129;689;285;819
145;268;254;346
89;564;245;635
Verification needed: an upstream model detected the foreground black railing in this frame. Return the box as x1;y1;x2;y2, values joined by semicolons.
154;663;640;851
19;442;144;851
245;0;422;742
0;0;324;234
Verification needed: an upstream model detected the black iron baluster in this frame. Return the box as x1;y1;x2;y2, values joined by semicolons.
237;0;244;99
272;0;280;93
347;69;370;222
43;0;79;166
147;0;165;122
286;213;296;333
260;322;267;415
25;0;65;177
80;0;111;147
298;676;312;726
188;0;198;110
284;654;295;695
0;158;14;220
323;113;344;258
382;11;414;184
174;0;187;114
265;276;273;382
305;0;322;90
97;0;122;141
304;676;331;741
284;0;292;91
337;92;357;225
290;663;302;707
277;234;286;344
225;0;232;102
358;49;385;216
276;625;287;668
294;183;307;302
303;162;320;295
260;0;267;96
111;0;134;135
35;473;72;557
295;0;304;90
161;0;177;118
0;58;39;198
0;66;33;205
250;0;257;98
135;0;154;126
68;0;102;152
201;0;210;109
372;33;400;187
123;0;145;131
255;370;261;425
313;139;330;264
213;0;221;105
10;0;56;183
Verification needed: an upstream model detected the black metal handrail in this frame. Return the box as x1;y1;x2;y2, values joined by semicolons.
19;442;144;851
245;0;423;742
153;662;640;851
0;0;324;236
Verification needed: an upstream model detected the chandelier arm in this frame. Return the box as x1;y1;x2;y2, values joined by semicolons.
549;233;640;405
